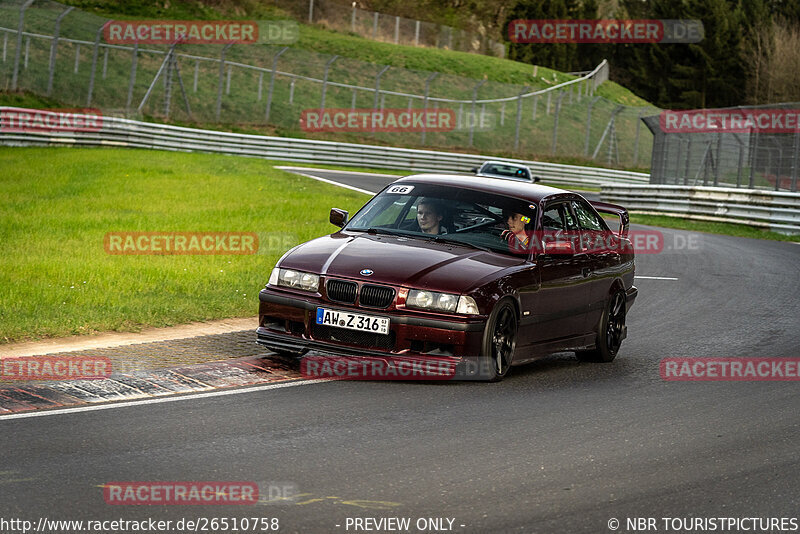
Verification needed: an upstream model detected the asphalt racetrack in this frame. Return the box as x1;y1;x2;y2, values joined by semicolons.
2;169;799;533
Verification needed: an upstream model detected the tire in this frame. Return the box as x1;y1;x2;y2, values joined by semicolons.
480;299;518;381
576;290;626;363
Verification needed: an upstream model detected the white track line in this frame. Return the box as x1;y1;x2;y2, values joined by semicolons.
635;276;679;281
276;166;399;179
275;167;377;195
0;379;324;421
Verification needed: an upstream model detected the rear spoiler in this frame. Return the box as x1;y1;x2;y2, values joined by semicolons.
590;200;630;237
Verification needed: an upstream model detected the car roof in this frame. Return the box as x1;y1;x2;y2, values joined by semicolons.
393;173;577;204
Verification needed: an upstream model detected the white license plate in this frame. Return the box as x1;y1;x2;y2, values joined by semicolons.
316;307;389;335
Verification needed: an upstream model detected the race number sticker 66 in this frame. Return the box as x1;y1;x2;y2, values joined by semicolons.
386;185;414;194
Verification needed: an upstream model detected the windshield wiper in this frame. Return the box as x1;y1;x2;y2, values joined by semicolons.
353;227;414;238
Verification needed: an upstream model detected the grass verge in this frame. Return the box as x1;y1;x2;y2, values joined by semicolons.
0;147;369;343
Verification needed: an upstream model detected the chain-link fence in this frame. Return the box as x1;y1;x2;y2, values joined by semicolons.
644;104;800;192
0;0;658;169
273;0;505;58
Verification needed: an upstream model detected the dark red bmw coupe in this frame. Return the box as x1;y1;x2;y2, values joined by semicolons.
257;174;637;381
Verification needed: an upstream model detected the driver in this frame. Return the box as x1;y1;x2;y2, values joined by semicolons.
416;198;448;235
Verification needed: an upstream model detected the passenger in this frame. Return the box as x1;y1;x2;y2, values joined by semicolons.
501;209;533;253
416;198;448;235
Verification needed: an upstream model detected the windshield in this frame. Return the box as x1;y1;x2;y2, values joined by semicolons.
481;164;530;180
345;183;538;257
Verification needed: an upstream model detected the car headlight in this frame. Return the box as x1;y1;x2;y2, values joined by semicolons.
269;267;319;292
406;289;459;313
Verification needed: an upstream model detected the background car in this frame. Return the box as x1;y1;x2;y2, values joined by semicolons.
471;160;540;183
257;174;637;381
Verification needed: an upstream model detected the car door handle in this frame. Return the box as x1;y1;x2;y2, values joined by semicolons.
582;267;591;278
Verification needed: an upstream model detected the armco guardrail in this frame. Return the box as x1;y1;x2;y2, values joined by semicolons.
601;184;800;234
0;108;648;188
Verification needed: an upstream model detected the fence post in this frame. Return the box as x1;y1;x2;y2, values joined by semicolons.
500;102;505;126
633;109;645;166
792;129;799;192
373;65;390;110
290;78;296;104
102;47;108;79
24;37;29;69
584;96;601;157
320;55;338;111
74;45;80;73
546;91;551;114
373;12;379;39
420;72;438;145
87;24;106;106
414;20;420;45
308;0;314;23
257;70;263;101
226;65;232;95
265;46;288;122
164;48;174;117
216;43;233;121
193;60;199;92
748;129;759;188
468;79;486;146
713;132;723;186
394;16;400;44
513;86;529;152
351;4;356;33
47;7;74;96
126;42;138;109
11;0;35;91
532;94;537;120
3;34;7;63
551;90;564;155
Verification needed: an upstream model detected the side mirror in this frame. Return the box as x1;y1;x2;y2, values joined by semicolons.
544;239;575;255
330;208;348;228
532;176;541;183
470;167;479;173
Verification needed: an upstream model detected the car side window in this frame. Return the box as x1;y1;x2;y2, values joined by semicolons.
542;203;578;231
571;201;605;231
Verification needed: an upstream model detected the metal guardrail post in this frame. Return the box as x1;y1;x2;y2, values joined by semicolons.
87;23;106;106
216;43;233;121
11;0;35;91
468;79;486;146
47;6;74;96
513;86;529;152
265;46;287;122
320;55;338;112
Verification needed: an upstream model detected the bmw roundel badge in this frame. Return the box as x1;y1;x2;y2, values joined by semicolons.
360;269;374;276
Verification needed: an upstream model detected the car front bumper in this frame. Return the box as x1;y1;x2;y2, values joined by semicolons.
257;288;487;361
